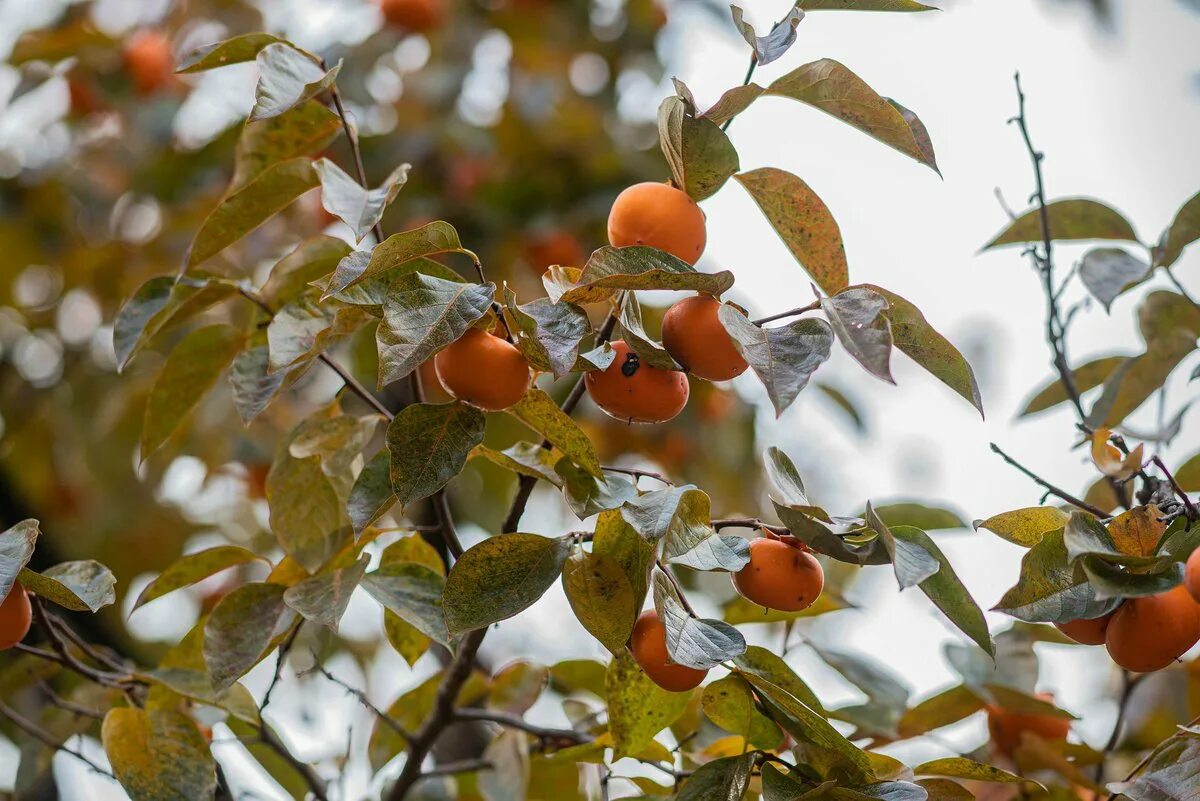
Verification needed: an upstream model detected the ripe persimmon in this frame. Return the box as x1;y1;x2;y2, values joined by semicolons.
124;30;175;96
732;538;824;612
380;0;446;32
607;182;706;265
1105;585;1200;672
661;295;748;382
525;230;585;274
986;692;1070;756
0;582;32;650
1186;548;1200;604
630;610;706;692
584;341;689;424
1054;610;1116;646
434;328;532;411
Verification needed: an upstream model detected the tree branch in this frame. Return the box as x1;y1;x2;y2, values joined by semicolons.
450;708;587;745
0;698;112;777
752;301;820;326
989;443;1108;518
299;662;413;741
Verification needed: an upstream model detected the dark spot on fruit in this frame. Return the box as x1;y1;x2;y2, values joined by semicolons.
621;352;641;377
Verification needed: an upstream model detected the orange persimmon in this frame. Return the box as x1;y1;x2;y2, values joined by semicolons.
661;295;747;382
434;328;532;411
584;341;689;424
986;692;1070;756
630;610;706;692
0;583;32;650
732;538;824;612
124;30;175;96
607;182;706;265
1105;584;1200;673
380;0;446;32
1054;610;1116;646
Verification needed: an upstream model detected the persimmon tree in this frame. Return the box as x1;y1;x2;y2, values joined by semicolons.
0;1;1197;800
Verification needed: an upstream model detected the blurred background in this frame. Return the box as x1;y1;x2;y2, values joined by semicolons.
0;0;1198;797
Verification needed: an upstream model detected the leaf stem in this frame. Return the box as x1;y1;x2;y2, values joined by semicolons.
751;301;820;326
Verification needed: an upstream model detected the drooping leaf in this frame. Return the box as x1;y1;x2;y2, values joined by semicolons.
267;439;350;573
671;534;751;572
657;92;740;201
102;707;217;801
675;753;757;801
733;646;825;713
764;446;810;507
472;442;562;487
702;84;766;128
282;555;369;631
1107;734;1200;801
229;343;287;424
1152;188;1200;268
177;33;286;73
605;651;693;758
510;388;602;477
702;675;785;749
765;59;938;171
557;459;639;519
735;168;848;294
187;158;319;269
375;273;495;386
811;644;910;712
489;661;549;715
730;6;805;67
502;288;589;378
1019;355;1128;416
561;547;636;654
973;507;1068;548
869;503;966;531
992;529;1119;623
719;307;834;416
134;546;265;611
249;43;340;121
982;198;1139;249
313;158;410;243
617;291;677;370
266;297;369;374
203;582;294;691
653;570;746;669
140;324;243;462
18;561;116;612
1081;554;1183;600
592;509;655;612
0;520;39;602
443;534;571;634
141;669;259;725
915;757;1031;785
1091;334;1196;429
1079;248;1150;311
896;685;986;739
324;220;468;295
114;276;237;371
263;236;354;307
384;611;430;667
858;284;983;415
232;100;341;189
348;450;396;532
821;287;894;383
556;246;734;305
478;729;530;801
361;562;449;645
386;401;486;507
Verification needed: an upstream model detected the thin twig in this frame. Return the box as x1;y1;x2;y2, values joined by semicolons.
752;301;820;326
27;599;136;689
1151;455;1198;525
656;561;696;616
258;723;330;801
260;623;301;714
721;53;758;133
300;662;413;741
989;443;1108;518
450;708;586;745
1094;671;1144;783
601;466;673;485
322;65;385;246
712;518;790;536
0;699;113;776
33;675;105;720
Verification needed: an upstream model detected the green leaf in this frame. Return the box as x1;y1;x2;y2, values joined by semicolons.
869;503;966;531
232;100;341;190
141;669;260;725
811;644;910;711
325;220;468;295
657;92;740;201
983;198;1139;249
386;401;487;507
384;610;430;667
671;533;750;573
915;757;1029;784
267;443;351;574
18;561;116;612
1020;355;1127;417
617;292;677;370
974;507;1068;547
719;307;833;417
489;660;549;714
605;651;693;758
313;158;410;243
249;43;340;121
764;446;810;507
555;246;734;305
266;298;370;374
733;645;825;714
799;0;937;10
896;685;985;739
735;168;848;294
368;669;489;769
1153;188;1200;268
1091;335;1196;429
1108;734;1200;800
0;519;39;602
1081;554;1183;600
472;443;562;487
653;570;746;669
1178;452;1200;493
561;548;636;655
479;729;530;801
134;546;266;611
510;388;602;477
676;753;756;801
187;157;319;269
592;509;655;612
177;33;286;73
361;562;449;645
114;276;237;371
443;533;571;634
621;484;704;541
263;236;354;308
102;707;216;801
730;7;805;67
858;284;983;415
889;525;994;656
701;84;766;128
141;324;243;462
1079;248;1150;312
821;287;894;383
765;59;938;171
993;529;1119;623
502;289;589;378
348;450;396;532
229;344;286;424
283;555;369;630
723;590;849;625
557;459;639;519
702;675;784;749
376;273;495;386
203;582;294;691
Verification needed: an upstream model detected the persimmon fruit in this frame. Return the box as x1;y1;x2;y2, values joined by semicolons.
434;328;532;411
732;538;824;612
661;295;748;382
0;582;32;650
630;610;706;692
380;0;446;32
124;30;175;96
986;692;1070;756
607;182;706;265
1185;548;1200;604
1054;610;1115;646
584;340;689;424
1105;584;1200;672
